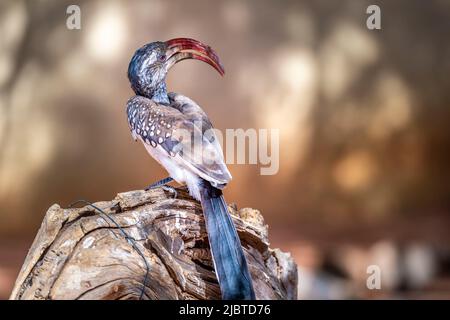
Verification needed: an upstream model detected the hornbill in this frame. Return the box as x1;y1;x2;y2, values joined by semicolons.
126;38;255;300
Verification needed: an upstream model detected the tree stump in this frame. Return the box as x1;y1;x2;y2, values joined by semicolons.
9;187;297;300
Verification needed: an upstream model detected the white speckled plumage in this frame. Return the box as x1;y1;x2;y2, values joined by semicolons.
126;93;232;200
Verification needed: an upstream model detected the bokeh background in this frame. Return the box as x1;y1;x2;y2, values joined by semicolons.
1;0;450;299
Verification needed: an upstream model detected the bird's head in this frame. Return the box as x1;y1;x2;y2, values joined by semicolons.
128;38;224;102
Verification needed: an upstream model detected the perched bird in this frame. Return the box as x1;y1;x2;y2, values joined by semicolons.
126;38;255;300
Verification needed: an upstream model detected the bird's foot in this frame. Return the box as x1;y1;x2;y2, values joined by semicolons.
145;177;177;198
144;176;174;190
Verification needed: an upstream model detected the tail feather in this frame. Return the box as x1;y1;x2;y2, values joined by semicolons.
199;180;255;300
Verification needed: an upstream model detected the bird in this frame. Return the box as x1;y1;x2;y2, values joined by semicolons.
126;38;255;300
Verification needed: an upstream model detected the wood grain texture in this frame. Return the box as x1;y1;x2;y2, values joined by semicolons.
10;187;297;300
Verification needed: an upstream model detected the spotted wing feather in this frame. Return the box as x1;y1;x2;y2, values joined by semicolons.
126;95;231;186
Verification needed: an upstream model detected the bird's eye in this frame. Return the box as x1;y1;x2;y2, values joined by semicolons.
159;54;166;62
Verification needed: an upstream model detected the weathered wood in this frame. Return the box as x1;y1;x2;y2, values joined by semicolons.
10;187;297;300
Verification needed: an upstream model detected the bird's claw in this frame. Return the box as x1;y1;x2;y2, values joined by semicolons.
161;185;177;199
144;177;176;197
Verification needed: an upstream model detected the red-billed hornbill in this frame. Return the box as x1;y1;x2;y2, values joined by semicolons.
126;38;255;300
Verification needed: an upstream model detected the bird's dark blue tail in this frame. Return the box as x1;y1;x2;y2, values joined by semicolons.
199;180;255;300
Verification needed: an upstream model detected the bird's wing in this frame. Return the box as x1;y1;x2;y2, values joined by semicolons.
127;95;232;186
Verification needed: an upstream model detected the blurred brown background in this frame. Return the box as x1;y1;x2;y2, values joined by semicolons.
1;0;450;299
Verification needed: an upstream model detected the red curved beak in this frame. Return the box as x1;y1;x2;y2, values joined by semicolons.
165;38;225;76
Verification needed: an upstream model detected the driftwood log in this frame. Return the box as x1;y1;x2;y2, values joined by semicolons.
10;187;297;300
